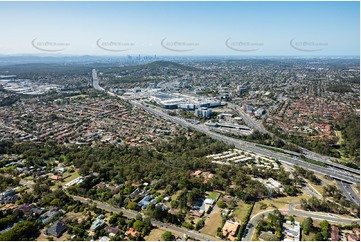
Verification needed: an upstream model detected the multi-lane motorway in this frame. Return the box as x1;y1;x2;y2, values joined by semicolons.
227;102;359;175
132;100;359;184
91;70;360;185
227;102;267;133
89;70;360;240
92;69;105;91
336;180;360;206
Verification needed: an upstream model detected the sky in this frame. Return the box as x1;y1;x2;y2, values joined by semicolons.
0;1;359;56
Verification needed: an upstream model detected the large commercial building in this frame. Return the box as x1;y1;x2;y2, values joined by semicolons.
195;107;212;118
150;91;221;110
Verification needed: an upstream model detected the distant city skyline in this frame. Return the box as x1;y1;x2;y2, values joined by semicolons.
0;1;359;56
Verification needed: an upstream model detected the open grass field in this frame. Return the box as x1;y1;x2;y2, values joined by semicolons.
251;194;312;217
144;228;165;241
335;131;344;144
305;180;323;197
301;231;316;241
201;206;222;236
171;190;182;201
144;227;183;241
66;211;85;220
315;174;337;187
36;230;70;241
233;200;250;221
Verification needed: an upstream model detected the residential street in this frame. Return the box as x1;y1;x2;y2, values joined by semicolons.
71;195;220;241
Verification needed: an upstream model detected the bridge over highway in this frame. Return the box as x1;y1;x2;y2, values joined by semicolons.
90;70;360;184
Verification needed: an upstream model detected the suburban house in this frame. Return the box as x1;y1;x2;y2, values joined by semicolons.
138;195;154;209
126;228;140;238
90;215;105;231
331;225;339;241
46;220;68;237
222;220;240;241
283;220;300;241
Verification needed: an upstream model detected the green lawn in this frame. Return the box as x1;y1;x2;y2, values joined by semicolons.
251;194;312;217
302;231;316;241
61;171;80;185
233;200;250;221
207;191;221;201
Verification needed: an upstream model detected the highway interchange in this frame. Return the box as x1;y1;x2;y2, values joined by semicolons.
91;70;360;233
132;100;359;184
336;180;360;206
227;102;359;174
91;69;359;183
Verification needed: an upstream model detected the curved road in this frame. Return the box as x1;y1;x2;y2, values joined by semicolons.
133;100;359;184
226;102;359;175
243;203;359;241
91;69;359;184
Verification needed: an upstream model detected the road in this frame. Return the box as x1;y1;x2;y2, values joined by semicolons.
242;209;284;241
226;102;267;133
22;178;219;241
336;180;360;206
288;202;359;224
227;102;359;175
243;203;359;241
303;183;322;198
92;69;105;91
72;196;219;241
300;148;359;174
131;101;359;184
90;70;359;184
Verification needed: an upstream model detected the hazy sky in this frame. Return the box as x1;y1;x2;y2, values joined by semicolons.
0;1;359;56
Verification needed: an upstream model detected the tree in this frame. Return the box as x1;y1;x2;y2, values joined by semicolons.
289;216;295;225
195;219;204;230
147;205;167;221
109;212;123;225
142;218;152;236
0;221;40;241
182;222;194;230
284;185;298;196
320;220;330;240
133;220;143;232
187;188;201;205
302;217;313;235
162;231;174;241
126;202;139;211
216;200;227;209
313;232;324;241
